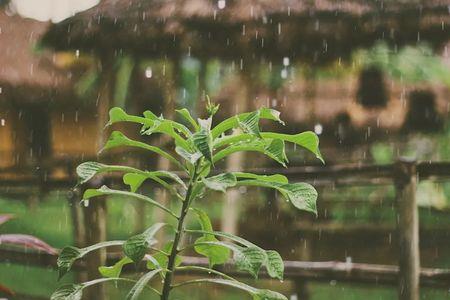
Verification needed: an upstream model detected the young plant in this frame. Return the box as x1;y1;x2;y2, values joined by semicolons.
52;103;323;300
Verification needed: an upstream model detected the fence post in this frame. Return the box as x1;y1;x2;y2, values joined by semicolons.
394;158;419;300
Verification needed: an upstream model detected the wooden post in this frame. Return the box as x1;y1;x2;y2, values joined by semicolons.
394;158;419;300
82;54;114;300
68;188;86;247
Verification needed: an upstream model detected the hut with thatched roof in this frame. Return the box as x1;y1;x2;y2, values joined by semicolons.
35;2;450;167
0;8;99;170
42;0;450;63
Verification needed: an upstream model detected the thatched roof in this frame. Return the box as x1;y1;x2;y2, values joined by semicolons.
0;10;73;104
42;0;450;64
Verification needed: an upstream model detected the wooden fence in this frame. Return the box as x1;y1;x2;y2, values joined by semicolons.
1;159;450;300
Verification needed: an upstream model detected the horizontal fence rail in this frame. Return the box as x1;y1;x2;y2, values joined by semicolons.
2;161;450;188
1;248;449;289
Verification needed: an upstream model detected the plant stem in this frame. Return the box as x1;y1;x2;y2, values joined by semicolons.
161;164;199;300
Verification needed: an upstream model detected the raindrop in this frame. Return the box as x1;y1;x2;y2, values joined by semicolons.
283;57;290;66
145;67;153;78
314;123;323;135
278;23;282;35
83;199;89;207
217;0;226;10
0;87;2;94
242;24;246;35
280;68;288;79
0;119;5;127
75;49;80;58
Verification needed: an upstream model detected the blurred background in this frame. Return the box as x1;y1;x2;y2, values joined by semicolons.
1;0;450;299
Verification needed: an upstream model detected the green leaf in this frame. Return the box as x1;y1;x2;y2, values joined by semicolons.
57;247;82;279
202;173;237;193
98;257;133;278
185;229;257;248
192;128;213;163
234;246;266;278
107;107;191;140
123;173;147;193
51;284;83;300
123;171;185;194
176;108;199;131
211;108;285;138
107;107;148;127
192;239;262;276
264;139;288;167
126;269;163;300
233;172;288;184
261;131;323;163
143;110;191;138
123;234;149;263
123;223;167;263
175;146;202;164
190;208;214;232
213;138;287;166
194;237;230;267
253;289;288;300
235;180;318;216
238;110;261;137
82;185;178;218
100;131;183;169
259;107;285;125
280;183;318;215
191;208;230;267
265;250;284;281
57;241;124;279
76;161;144;184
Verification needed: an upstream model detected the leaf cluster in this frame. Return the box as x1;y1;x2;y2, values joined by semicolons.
52;104;322;300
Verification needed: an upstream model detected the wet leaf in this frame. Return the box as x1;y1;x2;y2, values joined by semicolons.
191;208;230;267
123;234;148;263
98;257;133;278
234;247;266;278
192;128;213;163
265;250;284;281
238;110;261;137
51;284;83;300
202;173;237;193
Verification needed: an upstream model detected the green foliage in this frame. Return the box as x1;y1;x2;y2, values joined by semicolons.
52;104;322;300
